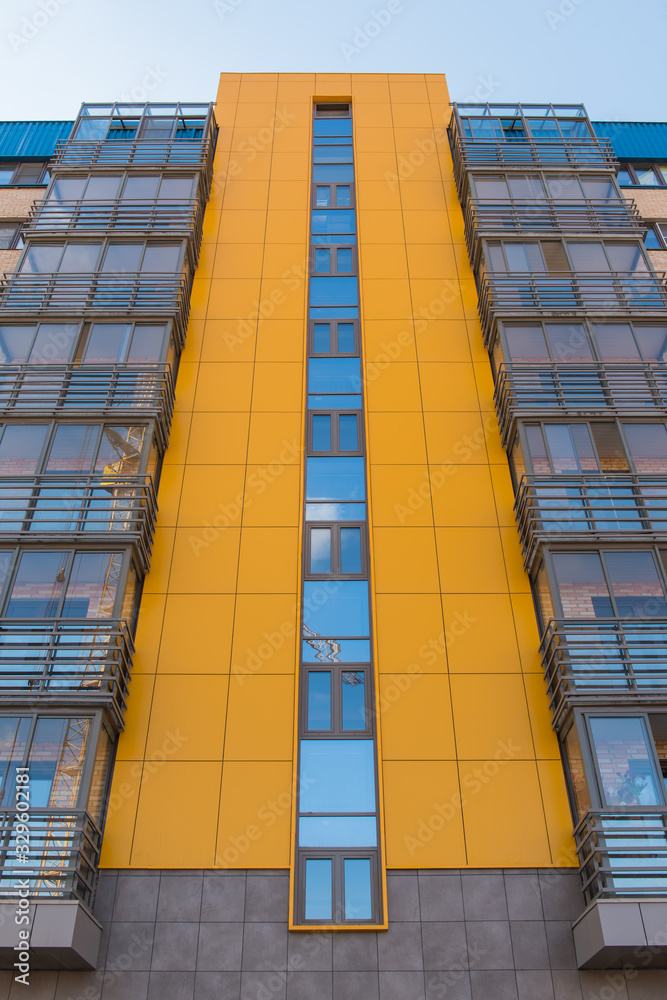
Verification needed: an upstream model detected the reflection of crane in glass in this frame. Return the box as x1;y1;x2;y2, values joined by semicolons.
302;624;341;662
342;670;363;686
99;427;144;535
36;718;89;896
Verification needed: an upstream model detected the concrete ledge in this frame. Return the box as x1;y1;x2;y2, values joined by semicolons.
0;900;101;971
574;899;667;969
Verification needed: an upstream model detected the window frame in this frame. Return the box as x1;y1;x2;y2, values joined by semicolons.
304;521;368;580
0;162;50;187
308;409;364;456
309;319;360;357
301;664;373;737
309;243;357;276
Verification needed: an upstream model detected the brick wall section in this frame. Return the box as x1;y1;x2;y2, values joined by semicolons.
16;868;666;1000
630;188;667;220
0;186;42;219
648;249;667;270
0;249;20;273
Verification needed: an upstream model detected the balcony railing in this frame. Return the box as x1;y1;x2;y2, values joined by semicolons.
516;474;667;569
575;809;667;905
0;808;101;907
464;199;643;262
0;363;174;446
50;137;216;196
0;474;157;570
0;618;133;731
479;272;667;340
0;273;190;350
24;200;204;262
541;618;667;729
448;130;617;194
495;363;667;445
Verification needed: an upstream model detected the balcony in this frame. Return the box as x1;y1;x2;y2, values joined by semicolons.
0;363;174;447
479;272;667;343
24;199;204;264
541;618;667;730
0;475;157;571
495;363;667;445
0;807;101;907
448;129;617;196
0;618;132;731
0;273;190;349
464;199;644;266
576;808;667;905
516;474;667;570
50;137;216;197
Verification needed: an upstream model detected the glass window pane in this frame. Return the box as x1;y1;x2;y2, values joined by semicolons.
504;326;549;362
87;727;113;823
58;243;102;272
0;718;30;806
338;415;358;451
302;638;371;663
508;175;545;200
83;176;121;201
82;324;129;363
142;245;181;272
524;426;550;473
313;323;331;353
0;167;14;184
474;176;510;200
74;119;109;141
102;243;143;273
300;740;375;812
29;323;78;363
315;248;330;273
344;858;372;920
307;671;331;730
21;245;62;273
592;323;641;361
313;164;354;182
308;359;361;395
336;185;351;206
567;243;609;271
5;551;69;617
313;146;353;164
342;670;366;730
306;503;366;522
617;168;633;186
63;552;120;618
308;394;362;409
590;717;663;807
127;325;165;363
45;425;97;473
337;248;353;272
606;244;649;272
0;326;35;363
544;323;592;361
310;528;332;574
336;323;355;353
0;425;48;474
563;724;592;820
310;277;358;307
316;187;331;207
312;414;331;451
123;176;160;201
604;552;667;618
634;326;667;362
49;177;86;202
581;178;620;202
623;424;667;473
304;859;332;920
303;580;369;636
552;552;613;618
311;210;355;234
95;425;144;475
300;816;376;847
158;176;195;200
546;176;584;200
636;167;659;186
306;457;365;501
314;119;352;137
340;527;362;574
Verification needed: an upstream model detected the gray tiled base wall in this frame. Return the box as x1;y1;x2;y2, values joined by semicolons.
9;869;667;1000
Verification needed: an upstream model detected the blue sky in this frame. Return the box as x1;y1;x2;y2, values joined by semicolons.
0;0;664;123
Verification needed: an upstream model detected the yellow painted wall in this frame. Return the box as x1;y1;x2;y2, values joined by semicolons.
101;72;576;872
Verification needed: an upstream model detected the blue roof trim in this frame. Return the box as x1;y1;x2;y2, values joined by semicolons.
0;121;74;159
592;121;667;161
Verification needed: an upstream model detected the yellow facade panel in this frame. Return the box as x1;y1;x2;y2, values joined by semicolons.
364;362;422;411
156;594;236;675
368;411;427;464
435;527;508;594
358;244;409;280
177;465;246;527
255;320;305;363
363;319;417;365
369;464;434;527
251;362;303;411
114;674;155;762
418;363;479;412
146;675;229;760
131;762;222;868
375;593;448;675
459;761;552;867
169;526;241;593
193;361;254;411
230;593;298;677
380;675;455;760
186;412;251;465
441;594;522;675
383;761;467;868
414;320;471;363
217;761;293;868
537;760;578;867
241;465;300;526
199;318;257;363
237;527;299;593
430;465;498;528
451;675;536;760
372;527;440;593
247;411;302;464
225;675;294;760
